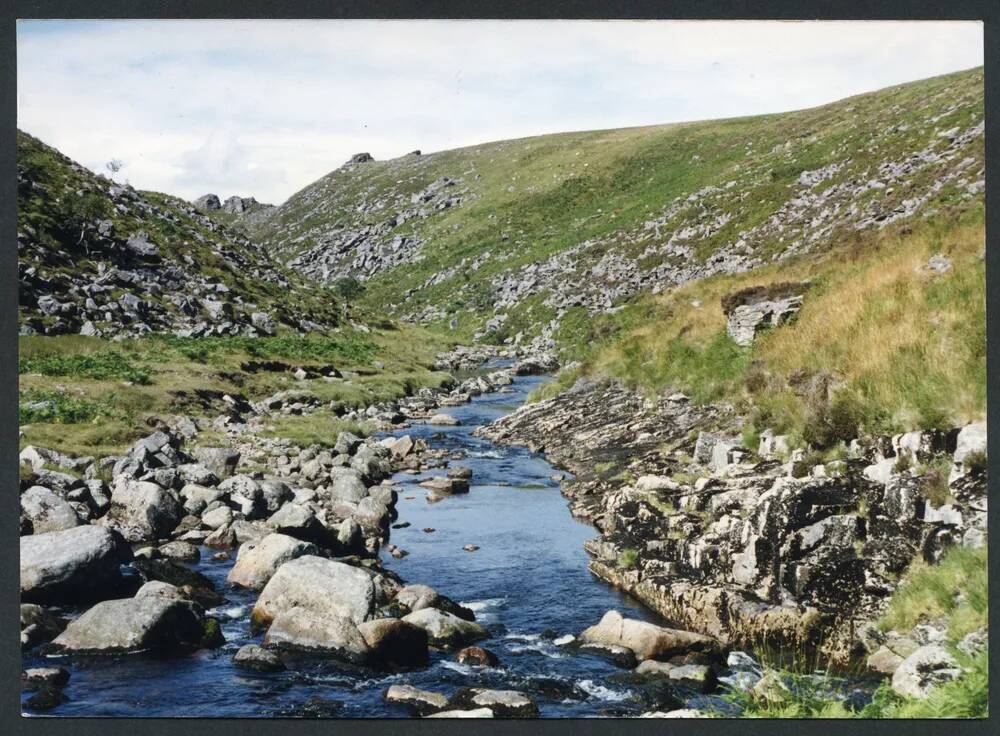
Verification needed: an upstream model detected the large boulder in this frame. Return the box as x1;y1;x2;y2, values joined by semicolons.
227;534;318;591
329;468;368;503
49;596;205;654
20;526;131;604
891;644;963;699
192;447;240;479
20;486;81;534
252;556;375;628
401;607;488;649
262;606;370;663
385;684;449;715
100;480;183;542
580;610;717;661
358;617;429;668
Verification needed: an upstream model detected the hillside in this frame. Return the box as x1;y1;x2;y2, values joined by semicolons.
249;67;984;354
17;131;343;338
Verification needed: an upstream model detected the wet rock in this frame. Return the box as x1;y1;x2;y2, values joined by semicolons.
891;644;963;698
227;533;319;590
22;667;70;691
20;604;67;650
450;687;538;718
263;606;370;663
428;413;460;426
421;476;470;497
385;684;449;714
20;525;131;604
456;645;499;667
358;617;429;668
24;685;68;711
49;596;205;654
447;465;473;480
580;610;717;662
634;660;717;692
233;644;286;672
158;540;200;562
252;556;375;628
425;707;494;718
578;641;638;668
402;607;488;649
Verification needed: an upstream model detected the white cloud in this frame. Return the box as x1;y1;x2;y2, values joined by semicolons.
17;19;983;204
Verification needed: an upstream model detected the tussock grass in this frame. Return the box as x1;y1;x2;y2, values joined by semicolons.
259;412;372;449
878;545;987;641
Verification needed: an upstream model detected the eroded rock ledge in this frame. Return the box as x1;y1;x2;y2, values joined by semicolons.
479;379;987;664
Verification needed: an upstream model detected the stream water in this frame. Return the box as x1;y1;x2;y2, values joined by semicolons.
24;371;724;718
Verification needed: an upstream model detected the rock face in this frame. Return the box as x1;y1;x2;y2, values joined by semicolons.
580;610;717;661
251;556;376;627
481;378;987;663
20;525;131;603
722;283;806;346
49;596;205;654
227;534;318;591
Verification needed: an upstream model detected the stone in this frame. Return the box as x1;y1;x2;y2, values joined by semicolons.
193;193;221;211
101;480;183;542
891;644;963;699
233;643;286;672
451;688;538;718
723;285;804;346
425;708;494;719
635;660;716;692
456;645;500;667
22;667;70;691
263;606;370;663
20;604;67;650
204;526;238;549
421;476;470;496
20;525;130;603
192;447;240;478
227;534;319;591
358;617;429;667
867;646;904;675
580;610;717;661
953;421;986;465
201;505;234;529
158;540;200;562
428;413;460;426
20;486;81;534
385;684;449;714
49;596;204;654
401;607;487;649
252;556;375;627
329;467;368;503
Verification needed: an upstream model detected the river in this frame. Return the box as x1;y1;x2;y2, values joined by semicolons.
24;370;724;718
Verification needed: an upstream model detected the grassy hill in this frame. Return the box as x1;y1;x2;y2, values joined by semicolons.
249;67;983;346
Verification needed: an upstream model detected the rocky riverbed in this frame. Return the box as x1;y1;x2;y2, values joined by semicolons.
20;356;773;718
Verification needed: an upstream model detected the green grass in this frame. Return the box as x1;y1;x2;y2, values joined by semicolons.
19;349;152;385
258;412;372;448
878;545;988;641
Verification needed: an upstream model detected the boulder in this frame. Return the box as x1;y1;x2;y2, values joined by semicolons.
891;644;963;699
456;645;499;667
263;606;370;663
329;468;368;503
580;610;717;661
158;540;200;562
22;667;70;691
201;504;234;529
192;447;240;478
426;708;494;718
358;617;429;667
451;688;538;718
233;644;286;672
227;534;318;590
428;413;460;426
20;604;67;650
252;556;375;627
49;596;204;654
634;660;717;692
20;486;81;534
101;480;183;542
401;607;487;649
20;525;130;603
385;684;449;714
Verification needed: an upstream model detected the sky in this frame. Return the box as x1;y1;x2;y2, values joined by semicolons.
17;20;984;205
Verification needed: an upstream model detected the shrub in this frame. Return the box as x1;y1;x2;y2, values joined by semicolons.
801;390;870;449
964;449;987;474
617;548;639;569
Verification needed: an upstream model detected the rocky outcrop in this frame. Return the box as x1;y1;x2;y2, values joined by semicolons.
721;282;807;346
482;378;987;664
